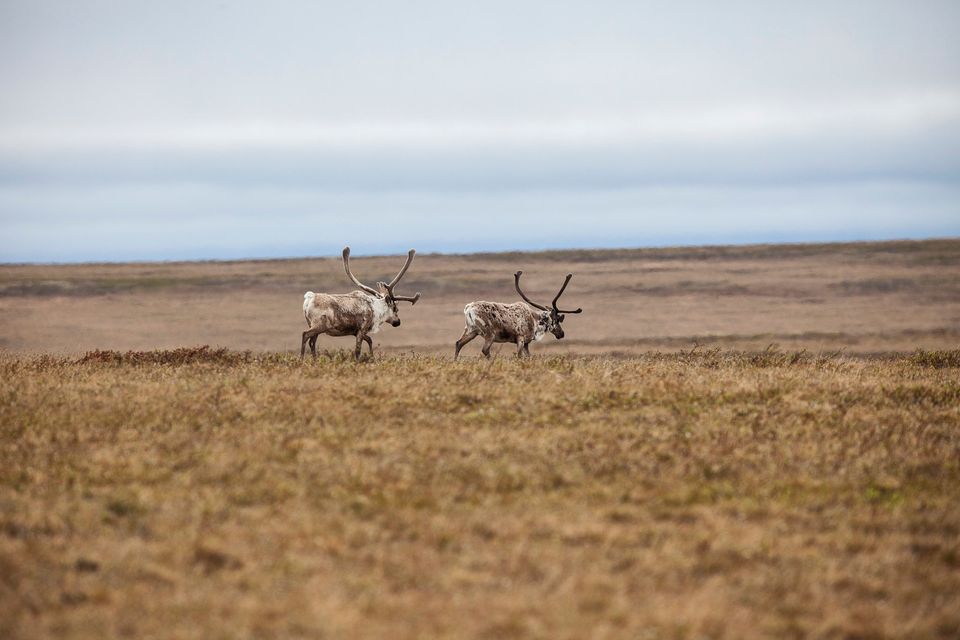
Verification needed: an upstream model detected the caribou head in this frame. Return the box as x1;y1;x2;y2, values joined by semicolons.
514;271;583;339
343;247;421;326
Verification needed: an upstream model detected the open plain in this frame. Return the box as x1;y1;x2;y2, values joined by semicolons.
1;238;959;356
1;239;959;639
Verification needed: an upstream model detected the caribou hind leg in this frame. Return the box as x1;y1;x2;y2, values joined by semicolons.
454;327;479;360
301;326;325;359
481;336;494;359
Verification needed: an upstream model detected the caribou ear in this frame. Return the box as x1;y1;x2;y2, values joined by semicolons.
558;314;565;322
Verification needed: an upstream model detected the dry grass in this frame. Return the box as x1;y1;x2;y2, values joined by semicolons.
2;348;959;639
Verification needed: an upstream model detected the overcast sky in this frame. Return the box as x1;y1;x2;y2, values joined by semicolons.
1;0;958;262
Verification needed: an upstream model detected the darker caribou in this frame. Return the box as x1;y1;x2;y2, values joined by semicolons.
454;271;582;359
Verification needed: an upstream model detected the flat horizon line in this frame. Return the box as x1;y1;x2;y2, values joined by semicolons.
2;235;957;268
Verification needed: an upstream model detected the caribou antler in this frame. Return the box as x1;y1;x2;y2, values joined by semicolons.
342;247;380;296
514;271;549;311
392;292;421;305
552;273;582;314
378;281;420;304
381;249;420;304
386;249;415;288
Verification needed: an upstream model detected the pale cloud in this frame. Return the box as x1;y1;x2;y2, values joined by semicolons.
3;89;959;151
0;0;958;261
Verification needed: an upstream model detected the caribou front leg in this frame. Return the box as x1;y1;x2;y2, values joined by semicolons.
516;337;526;358
354;333;366;361
363;335;374;356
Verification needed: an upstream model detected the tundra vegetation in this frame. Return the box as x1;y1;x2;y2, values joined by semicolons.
1;347;959;639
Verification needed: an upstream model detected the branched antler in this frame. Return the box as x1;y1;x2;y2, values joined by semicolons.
342;247;380;295
392;292;421;304
514;271;549;311
552;274;582;314
342;247;420;303
386;249;415;288
515;271;582;313
383;249;421;304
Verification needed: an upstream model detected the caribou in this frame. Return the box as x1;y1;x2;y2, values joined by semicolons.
454;271;582;359
301;247;421;360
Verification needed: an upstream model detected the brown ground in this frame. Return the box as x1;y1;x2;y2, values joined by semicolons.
1;238;959;356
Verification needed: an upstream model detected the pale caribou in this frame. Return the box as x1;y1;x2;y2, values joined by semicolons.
454;271;582;359
302;247;421;359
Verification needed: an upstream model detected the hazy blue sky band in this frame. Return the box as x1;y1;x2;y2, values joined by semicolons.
3;181;957;263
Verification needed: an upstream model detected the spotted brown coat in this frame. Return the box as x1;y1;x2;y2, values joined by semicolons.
301;247;420;360
454;271;582;359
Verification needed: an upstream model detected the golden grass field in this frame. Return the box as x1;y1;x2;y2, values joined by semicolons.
1;240;959;639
